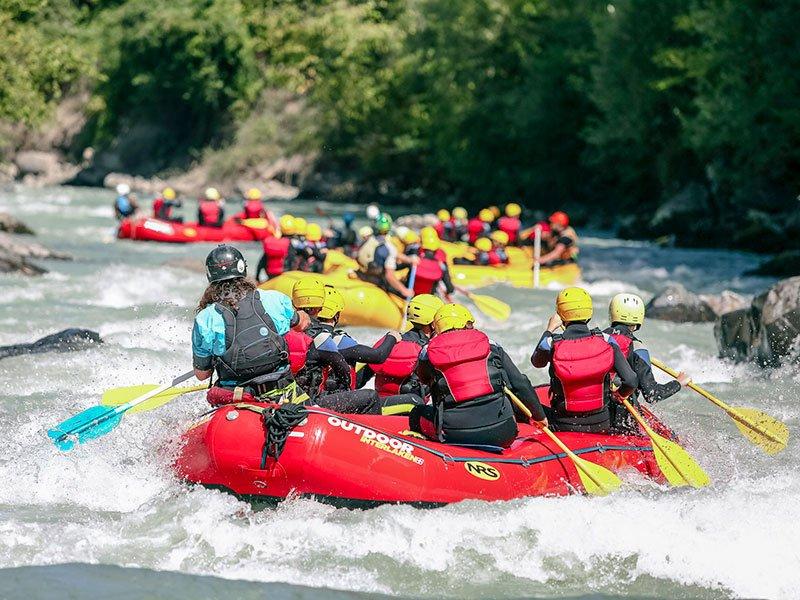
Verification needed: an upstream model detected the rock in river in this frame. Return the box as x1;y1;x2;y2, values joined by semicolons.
0;329;102;360
646;283;716;322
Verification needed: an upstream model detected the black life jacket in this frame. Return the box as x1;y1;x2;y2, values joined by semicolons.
213;290;289;384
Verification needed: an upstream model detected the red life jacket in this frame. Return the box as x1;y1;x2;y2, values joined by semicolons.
199;200;221;225
244;200;265;219
487;250;502;265
434;248;448;263
370;338;423;397
152;198;165;218
433;221;444;237
426;329;494;402
413;256;443;294
497;216;521;243
262;236;291;276
610;333;633;358
552;332;615;413
467;218;488;244
285;330;312;374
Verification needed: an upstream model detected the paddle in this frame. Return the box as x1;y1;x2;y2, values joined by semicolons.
400;265;417;330
505;387;622;496
455;286;511;322
619;396;710;489
651;358;788;455
48;371;195;452
532;224;542;288
102;383;207;414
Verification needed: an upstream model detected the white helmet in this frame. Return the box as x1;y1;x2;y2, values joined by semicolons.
116;183;130;196
205;187;221;201
366;204;380;220
609;293;645;326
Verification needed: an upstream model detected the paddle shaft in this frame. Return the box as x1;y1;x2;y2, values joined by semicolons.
651;357;786;446
400;265;417;330
533;225;541;288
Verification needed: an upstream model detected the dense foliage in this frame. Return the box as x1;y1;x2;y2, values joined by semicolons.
2;0;800;248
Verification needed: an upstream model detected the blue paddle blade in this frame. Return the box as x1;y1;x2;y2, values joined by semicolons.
47;405;123;451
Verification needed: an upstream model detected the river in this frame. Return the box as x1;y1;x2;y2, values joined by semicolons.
0;185;797;599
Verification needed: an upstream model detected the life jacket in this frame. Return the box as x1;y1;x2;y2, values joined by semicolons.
199;200;221;226
212;290;289;384
426;329;502;403
551;331;614;414
115;196;133;216
370;338;423;397
434;248;448;263
262;236;291;276
285;329;312;374
152;197;165;218
610;332;633;358
493;248;509;264
557;226;579;260
357;236;389;275
467;218;489;244
413;255;444;294
497;216;521;244
244;200;265;219
487;250;502;265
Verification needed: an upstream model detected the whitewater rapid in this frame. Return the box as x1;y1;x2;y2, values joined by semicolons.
0;186;797;599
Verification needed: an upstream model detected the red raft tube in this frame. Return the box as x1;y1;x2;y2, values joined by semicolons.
117;217;272;243
174;399;675;508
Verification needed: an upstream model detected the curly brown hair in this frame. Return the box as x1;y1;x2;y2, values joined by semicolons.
196;278;258;313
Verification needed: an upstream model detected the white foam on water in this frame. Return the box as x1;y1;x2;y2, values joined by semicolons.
89;265;199;308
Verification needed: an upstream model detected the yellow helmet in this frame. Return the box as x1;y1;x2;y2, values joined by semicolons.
402;229;420;245
407;294;445;326
292;277;326;309
294;217;308;236
453;206;467;220
358;225;373;239
491;230;509;246
163;187;176;201
609;293;645;326
279;214;296;236
436;209;451;221
433;303;475;334
319;285;345;320
420;226;441;251
475;237;492;252
489;205;501;218
246;188;262;201
479;208;494;223
505;202;521;217
556;287;593;322
205;187;221;201
306;223;323;242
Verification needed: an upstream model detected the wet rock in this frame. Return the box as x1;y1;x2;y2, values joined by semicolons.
714;276;800;366
0;232;71;276
0;212;34;235
700;291;749;317
0;248;47;276
14;150;80;187
646;283;716;322
0;328;102;360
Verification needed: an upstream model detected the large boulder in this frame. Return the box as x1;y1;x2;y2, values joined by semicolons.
0;231;71;276
0;212;34;235
646;283;717;323
700;290;749;317
714;276;800;366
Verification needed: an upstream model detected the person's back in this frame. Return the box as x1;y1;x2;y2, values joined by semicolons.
531;287;637;433
497;203;522;245
198;187;224;227
113;183;135;220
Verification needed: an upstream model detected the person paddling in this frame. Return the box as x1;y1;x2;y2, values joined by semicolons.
256;214;296;282
604;293;692;430
497;203;522;245
411;227;455;299
152;187;182;222
531;287;637;433
198;187;225;228
536;211;578;267
113;183;138;220
192;245;310;406
412;303;547;447
359;294;444;398
356;213;417;298
467;209;494;244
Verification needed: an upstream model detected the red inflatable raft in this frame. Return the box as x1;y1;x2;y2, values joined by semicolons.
174;397;675;507
117;217;272;243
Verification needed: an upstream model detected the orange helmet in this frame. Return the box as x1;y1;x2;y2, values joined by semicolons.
549;211;569;227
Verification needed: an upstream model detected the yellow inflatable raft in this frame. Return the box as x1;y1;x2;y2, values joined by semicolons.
450;261;581;288
260;271;405;329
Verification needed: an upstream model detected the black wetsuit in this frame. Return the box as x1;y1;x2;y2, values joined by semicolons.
531;322;637;433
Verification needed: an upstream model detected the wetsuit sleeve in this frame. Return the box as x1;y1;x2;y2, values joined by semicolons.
609;341;638;396
257;290;295;335
356;364;375;389
557;235;574;247
631;350;681;403
440;262;455;294
531;331;553;368
191;306;227;370
314;348;353;393
338;334;397;364
497;346;546;421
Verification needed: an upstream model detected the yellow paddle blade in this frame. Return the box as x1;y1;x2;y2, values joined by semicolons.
621;398;710;489
241;218;269;229
101;384;207;413
467;292;511;321
651;357;789;455
569;452;623;496
728;407;789;455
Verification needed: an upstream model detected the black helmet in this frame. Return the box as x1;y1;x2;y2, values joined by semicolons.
205;244;247;282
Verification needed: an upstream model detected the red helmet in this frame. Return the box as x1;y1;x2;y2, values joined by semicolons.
549;211;569;227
